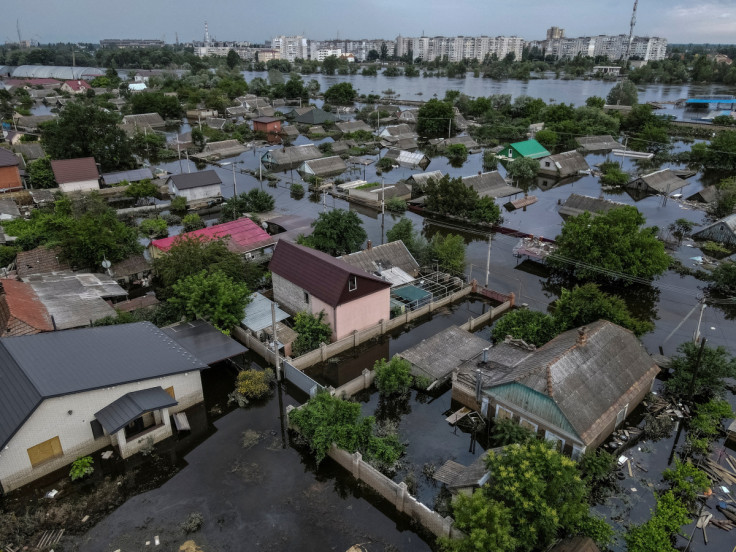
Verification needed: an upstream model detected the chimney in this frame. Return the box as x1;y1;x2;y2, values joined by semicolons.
482;347;489;363
366;240;372;250
577;326;587;346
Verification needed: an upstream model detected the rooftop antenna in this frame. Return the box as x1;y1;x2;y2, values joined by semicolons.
623;0;639;63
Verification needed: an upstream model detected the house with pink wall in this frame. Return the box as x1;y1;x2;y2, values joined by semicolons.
269;240;391;341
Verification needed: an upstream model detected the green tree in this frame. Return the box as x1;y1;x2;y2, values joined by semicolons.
321;55;339;75
380;43;389;60
373;356;412;395
125;178;158;204
220;189;275;222
129;91;182;119
662;458;710;505
226;49;240;70
709;260;736;294
40;101;134;171
26;156;56;189
440;490;517;552
625;491;689;552
585;96;605;109
430;233;466;273
489;418;535;447
424;174;501;224
534;129;558;150
182;213;205;232
599;161;629;186
445;143;468;165
386;217;431;263
505;157;540;187
606;80;638;106
549;207;669;283
417;99;454;138
552;283;654;336
664;341;736;400
168;269;250;331
170;195;188;215
152;235;246;295
292;310;333;356
305;209;367;255
139;217;168;240
323;82;356;104
491;308;558;346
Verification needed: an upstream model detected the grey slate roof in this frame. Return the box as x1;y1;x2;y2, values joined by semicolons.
102;167;153;186
294;108;338;125
12;142;45;161
628;169;687;194
408;170;444;188
538;150;590;177
299;155;347;177
122;113;166;127
162;319;247;365
336;120;372;133
95;387;177;434
692;214;736;245
340;241;420;278
687;185;718;203
0;322;207;449
241;292;290;332
168;170;222;190
462;171;522;199
381;124;414;137
262;144;322;169
576;135;621;152
441;135;480;151
558;194;625;219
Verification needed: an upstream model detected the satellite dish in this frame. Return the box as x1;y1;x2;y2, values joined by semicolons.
101;259;111;269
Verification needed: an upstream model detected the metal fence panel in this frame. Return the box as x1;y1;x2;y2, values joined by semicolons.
283;360;323;397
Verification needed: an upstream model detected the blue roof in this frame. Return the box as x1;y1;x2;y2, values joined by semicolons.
686;99;736;104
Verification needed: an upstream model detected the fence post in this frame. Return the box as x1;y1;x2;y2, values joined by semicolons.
468;315;474;331
380;318;386;334
320;342;327;362
509;291;515;307
285;405;295;428
353;329;359;348
362;368;371;390
352;451;362;479
396;481;408;513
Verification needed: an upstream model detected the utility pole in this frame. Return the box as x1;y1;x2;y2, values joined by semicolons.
687;337;707;400
231;162;237;197
448;116;452;138
485;234;492;288
271;301;281;381
693;301;706;344
381;177;385;244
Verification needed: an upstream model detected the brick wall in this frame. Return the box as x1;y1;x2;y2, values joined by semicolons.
272;272;311;315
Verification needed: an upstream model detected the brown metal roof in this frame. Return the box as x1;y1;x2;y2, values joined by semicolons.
269;240;390;308
50;157;99;185
0;279;54;333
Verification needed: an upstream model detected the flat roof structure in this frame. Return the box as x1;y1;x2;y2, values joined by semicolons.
162;319;247;365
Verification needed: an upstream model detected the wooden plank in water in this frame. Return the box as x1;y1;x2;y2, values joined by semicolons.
174;412;191;432
505;195;538;211
446;407;471;425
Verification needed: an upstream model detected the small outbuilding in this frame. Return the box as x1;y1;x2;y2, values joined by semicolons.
576;135;622;152
497;139;550;160
167;170;222;202
50;157;101;193
627;168;688;196
383;148;430;169
558;194;625;220
252;116;282;136
298;156;348;178
537;150;590;178
262;144;322;171
686;186;718;204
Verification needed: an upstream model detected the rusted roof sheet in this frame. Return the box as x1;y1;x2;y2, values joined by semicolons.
0;279;54;333
50;157;99;185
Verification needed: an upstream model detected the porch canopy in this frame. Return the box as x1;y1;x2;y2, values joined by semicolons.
95;387;177;435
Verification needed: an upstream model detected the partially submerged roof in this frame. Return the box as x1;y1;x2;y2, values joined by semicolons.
162;319;247;365
24;271;127;330
0;321;207;449
241;292;290;332
503;139;550;159
686;185;718;203
168;169;222;190
629;168;687;194
95;387;177;435
692;213;736;243
441;135;480;150
408;170;444;187
269;240;391;308
299;155;347;177
463;171;521;199
558;194;625;219
399;325;490;382
151;217;274;255
381;124;414;137
262;144;322;168
384;148;430;169
50;157;99;185
294;108;338;125
340;241;419;279
102;167;153;186
539;150;590;176
576;135;621;152
122;113;166;127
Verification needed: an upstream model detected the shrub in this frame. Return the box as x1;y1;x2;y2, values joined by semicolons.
180;512;204;534
182;213;205;232
385;197;406;212
290;183;305;198
662;458;710;505
373;356;412;395
69;456;94;481
233;368;275;402
376;157;394;171
170;195;188;215
292;311;333;356
139;217;169;239
490;418;535;446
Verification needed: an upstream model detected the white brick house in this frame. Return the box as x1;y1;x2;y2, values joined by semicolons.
0;322;207;493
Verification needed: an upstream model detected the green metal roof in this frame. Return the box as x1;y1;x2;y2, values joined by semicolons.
392;285;431;302
508;139;550;159
487;382;579;438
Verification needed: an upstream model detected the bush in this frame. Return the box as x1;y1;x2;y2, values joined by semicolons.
0;245;18;267
374;356;412;395
233;368;275;402
600;161;629;186
662;458;710;505
180;512;204;534
290;183;305;198
69;456;94;481
170;195;188;215
376;157;394;172
491;308;558;347
182;213;205;232
490;418;535;446
292;310;332;356
139;217;169;239
162;213;181;226
385;197;406;212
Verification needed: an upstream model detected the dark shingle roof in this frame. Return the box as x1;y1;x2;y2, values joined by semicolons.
95;387;177;434
162;319;247;365
269;240;390;308
0;147;20;167
168;170;222;190
294;108;338;125
0;322;208;448
50;157;99;185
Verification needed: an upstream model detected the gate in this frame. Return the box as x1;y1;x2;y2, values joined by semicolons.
282;360;323;397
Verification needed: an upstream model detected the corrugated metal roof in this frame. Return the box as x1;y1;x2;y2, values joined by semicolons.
50;157;99;185
102;168;153;185
462;171;521;198
241;292;290;332
0;322;207;448
151;217;273;254
270;240;391;308
94;386;178;434
340;240;419;278
168;170;221;190
504;139;550;159
162;319;247;365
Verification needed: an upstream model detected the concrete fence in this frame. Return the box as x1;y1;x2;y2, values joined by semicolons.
286;405;464;541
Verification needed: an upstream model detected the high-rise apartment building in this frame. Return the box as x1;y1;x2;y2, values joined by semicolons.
532;33;667;61
272;36;309;62
546;27;565;40
395;35;525;62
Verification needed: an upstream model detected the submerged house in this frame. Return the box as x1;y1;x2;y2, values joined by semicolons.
537;150;590;179
269;240;391;341
452;320;660;455
262;144;322;171
558;194;625;220
298;156;348;178
462;171;521;199
626;169;688;196
383;148;430;170
0;322;208;492
497;139;550;160
576;135;621;152
692;214;736;247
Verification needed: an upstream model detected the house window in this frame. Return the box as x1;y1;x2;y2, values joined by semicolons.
304;291;309;304
90;419;105;440
545;161;551;167
615;404;629;428
519;418;538;433
27;436;63;467
348;276;357;291
544;431;564;451
495;405;513;420
571;445;586;460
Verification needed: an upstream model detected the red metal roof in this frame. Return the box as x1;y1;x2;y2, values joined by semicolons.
151;217;275;254
0;279;54;332
269;240;391;308
50;157;99;185
63;80;91;91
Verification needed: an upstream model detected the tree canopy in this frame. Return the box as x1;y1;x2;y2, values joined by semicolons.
323;82;357;104
606;80;638;106
26;156;56;189
491;308;559;346
40;101;134;172
549;206;669;283
303;209;367;256
417;99;455;138
664;341;736;401
424;175;501;224
430;233;466;273
292;310;333;356
373;356;412;396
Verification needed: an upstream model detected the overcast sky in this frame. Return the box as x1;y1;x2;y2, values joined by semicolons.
2;0;734;45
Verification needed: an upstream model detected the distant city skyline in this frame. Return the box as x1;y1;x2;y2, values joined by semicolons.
1;0;734;46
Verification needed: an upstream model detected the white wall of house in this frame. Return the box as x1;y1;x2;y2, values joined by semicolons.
169;182;221;201
59;180;100;193
0;371;203;492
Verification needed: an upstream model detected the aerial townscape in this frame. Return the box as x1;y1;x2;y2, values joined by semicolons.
1;1;736;551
